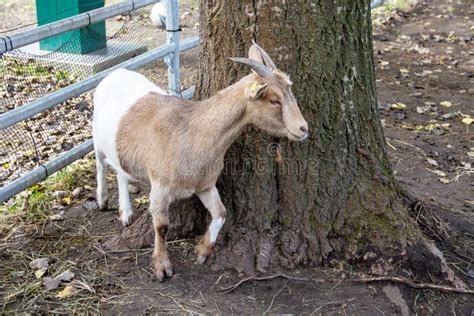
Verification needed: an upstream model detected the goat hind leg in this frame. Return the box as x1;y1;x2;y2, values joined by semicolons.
95;150;108;210
196;186;226;264
149;184;173;281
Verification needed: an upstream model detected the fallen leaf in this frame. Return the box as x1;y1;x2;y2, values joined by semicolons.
10;271;25;279
391;102;407;109
427;168;446;177
57;270;75;282
56;285;80;299
134;196;149;205
43;277;61;291
43;270;74;291
416;106;429;114
461;117;473;125
30;258;49;270
427;158;438;167
415;70;433;77
442;112;458;119
83;201;98;211
35;268;47;279
434;170;446;177
440;101;452;107
49;210;65;221
400;68;409;73
439;178;450;184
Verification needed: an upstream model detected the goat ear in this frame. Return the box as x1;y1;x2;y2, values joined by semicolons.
248;45;265;65
247;82;268;100
249;40;277;70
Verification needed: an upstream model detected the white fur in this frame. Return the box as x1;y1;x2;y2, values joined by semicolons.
209;217;225;243
93;68;166;179
150;2;166;28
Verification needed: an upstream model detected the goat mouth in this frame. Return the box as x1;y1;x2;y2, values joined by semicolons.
288;132;308;141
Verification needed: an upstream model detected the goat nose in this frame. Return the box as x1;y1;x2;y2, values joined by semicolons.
300;125;308;133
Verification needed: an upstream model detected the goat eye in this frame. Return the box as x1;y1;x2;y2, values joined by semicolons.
270;100;281;106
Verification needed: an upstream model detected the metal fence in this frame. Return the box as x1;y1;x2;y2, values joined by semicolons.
0;0;199;202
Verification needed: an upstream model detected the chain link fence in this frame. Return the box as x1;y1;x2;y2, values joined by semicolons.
0;1;199;192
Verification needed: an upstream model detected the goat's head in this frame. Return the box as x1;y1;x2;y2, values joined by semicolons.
230;41;309;141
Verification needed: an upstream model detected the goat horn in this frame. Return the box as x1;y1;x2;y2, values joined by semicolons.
251;40;277;70
229;57;272;77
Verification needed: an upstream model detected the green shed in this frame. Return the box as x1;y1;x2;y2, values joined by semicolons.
36;0;107;54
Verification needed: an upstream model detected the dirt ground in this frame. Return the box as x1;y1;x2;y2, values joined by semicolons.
1;0;473;314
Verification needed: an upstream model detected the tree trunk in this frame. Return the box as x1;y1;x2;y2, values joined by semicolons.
194;0;458;283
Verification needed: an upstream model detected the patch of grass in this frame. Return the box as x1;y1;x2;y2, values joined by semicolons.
383;0;417;11
0;157;95;220
12;60;51;77
189;0;199;11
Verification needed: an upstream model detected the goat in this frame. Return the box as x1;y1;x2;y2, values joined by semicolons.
150;1;166;29
92;42;309;281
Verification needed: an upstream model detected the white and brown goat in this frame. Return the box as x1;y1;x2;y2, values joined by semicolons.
92;42;308;280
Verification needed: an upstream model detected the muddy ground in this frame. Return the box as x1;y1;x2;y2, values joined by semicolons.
1;0;473;314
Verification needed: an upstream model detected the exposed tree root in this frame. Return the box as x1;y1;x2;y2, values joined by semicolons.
219;269;473;296
351;276;474;295
218;271;308;294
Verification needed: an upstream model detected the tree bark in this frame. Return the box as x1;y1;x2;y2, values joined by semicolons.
194;0;459;283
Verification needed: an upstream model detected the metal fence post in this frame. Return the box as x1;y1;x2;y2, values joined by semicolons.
165;0;180;96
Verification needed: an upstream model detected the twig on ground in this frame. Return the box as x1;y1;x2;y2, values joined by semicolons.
219;271;308;294
371;304;385;315
352;276;474;294
214;301;222;316
105;247;153;254
310;297;356;315
265;280;288;314
389;138;426;157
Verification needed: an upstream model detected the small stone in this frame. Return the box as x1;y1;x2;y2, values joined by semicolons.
53;191;67;199
128;184;140;194
72;188;82;198
83;201;98;211
11;271;25;281
29;258;49;270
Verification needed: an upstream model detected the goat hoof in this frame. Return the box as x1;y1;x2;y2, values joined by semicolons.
117;208;132;227
195;255;207;264
97;197;108;210
153;256;173;281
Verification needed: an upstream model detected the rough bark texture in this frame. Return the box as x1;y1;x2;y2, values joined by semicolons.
194;0;453;281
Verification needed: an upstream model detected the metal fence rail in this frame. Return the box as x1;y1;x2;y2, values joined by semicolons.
0;0;199;203
371;0;387;9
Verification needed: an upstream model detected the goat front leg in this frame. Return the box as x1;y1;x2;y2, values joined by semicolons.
196;186;227;264
149;184;173;281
